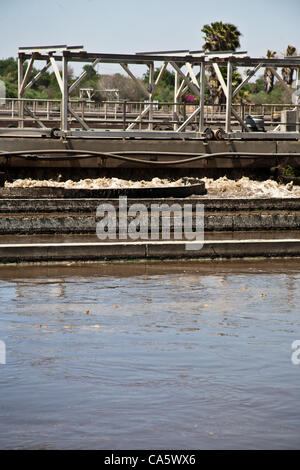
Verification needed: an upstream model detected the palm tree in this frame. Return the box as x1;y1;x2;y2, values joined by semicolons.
282;45;296;85
264;50;276;94
201;22;242;104
202;22;241;52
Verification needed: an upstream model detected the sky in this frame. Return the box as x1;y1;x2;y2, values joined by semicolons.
0;0;300;77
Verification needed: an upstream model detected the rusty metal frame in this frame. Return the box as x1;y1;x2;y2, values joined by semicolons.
13;45;300;138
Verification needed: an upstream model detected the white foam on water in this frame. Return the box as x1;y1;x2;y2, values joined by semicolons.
4;176;300;198
201;176;300;198
5;176;185;190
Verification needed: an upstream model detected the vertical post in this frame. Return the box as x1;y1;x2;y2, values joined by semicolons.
123;100;127;131
61;54;68;132
18;55;24;128
148;62;154;131
183;101;187;122
47;100;50;120
139;102;142;130
296;68;300;132
241;99;245;128
199;61;205;133
225;60;233;135
174;70;180;130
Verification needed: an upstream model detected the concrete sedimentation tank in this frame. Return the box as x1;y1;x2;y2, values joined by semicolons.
0;46;300;262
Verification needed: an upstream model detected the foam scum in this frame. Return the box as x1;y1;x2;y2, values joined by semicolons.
4;176;300;198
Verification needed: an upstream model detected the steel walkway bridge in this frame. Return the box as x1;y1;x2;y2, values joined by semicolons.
2;44;299;141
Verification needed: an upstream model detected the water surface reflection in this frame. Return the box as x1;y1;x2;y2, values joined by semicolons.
0;259;299;449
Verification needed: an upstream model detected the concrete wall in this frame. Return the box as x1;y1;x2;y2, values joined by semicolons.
0;197;299;235
0;137;300;180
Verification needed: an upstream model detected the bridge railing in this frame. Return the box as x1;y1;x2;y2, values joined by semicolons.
0;98;299;131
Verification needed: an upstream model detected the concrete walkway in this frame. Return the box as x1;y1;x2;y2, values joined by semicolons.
1;239;300;263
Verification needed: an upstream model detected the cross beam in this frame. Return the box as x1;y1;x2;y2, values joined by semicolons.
16;45;300;135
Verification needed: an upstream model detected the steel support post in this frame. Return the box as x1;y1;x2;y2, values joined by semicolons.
199;62;205;133
174;70;180;130
17;56;24;128
61;55;69;132
296;68;300;132
148;62;154;131
225;61;233;135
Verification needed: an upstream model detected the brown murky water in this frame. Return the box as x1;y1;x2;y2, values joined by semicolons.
0;259;299;449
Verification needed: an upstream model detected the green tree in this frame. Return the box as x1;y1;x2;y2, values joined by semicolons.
0;57;63;99
201;21;242;104
143;67;175;102
71;64;99;92
202;21;241;52
0;58;18;97
248;75;285;104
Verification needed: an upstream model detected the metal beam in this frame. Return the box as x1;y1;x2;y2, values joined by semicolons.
17;50;300;68
23;104;47;129
15;46;300;138
50;56;64;93
148;62;154;131
213;63;228;97
120;59;163;131
225;61;233;134
69;58;101;94
232;63;262;98
179;70;201;98
61;56;69;132
270;67;294;97
185;63;200;88
170;62;200;97
24;60;52;92
151;61;168;97
68;104;90;130
199;62;205;133
19;51;204;64
231;108;249;132
19;58;35;96
213;62;249;132
120;63;150;98
19;45;84;54
126;105;150;130
177;78;189;98
174;70;180;130
18;56;24;128
176;106;201;132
